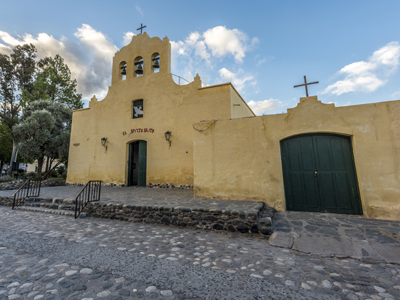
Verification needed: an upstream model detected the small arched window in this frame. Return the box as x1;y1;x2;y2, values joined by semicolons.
134;56;143;77
133;99;143;119
151;53;160;73
119;61;127;80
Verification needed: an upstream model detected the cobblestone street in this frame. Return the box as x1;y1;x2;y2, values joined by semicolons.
0;207;400;299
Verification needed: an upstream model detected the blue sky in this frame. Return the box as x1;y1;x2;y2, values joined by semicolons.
1;0;400;114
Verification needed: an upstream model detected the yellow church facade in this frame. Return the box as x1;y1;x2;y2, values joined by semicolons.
67;33;254;188
67;32;400;221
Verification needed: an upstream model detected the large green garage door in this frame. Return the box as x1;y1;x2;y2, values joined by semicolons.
281;134;362;215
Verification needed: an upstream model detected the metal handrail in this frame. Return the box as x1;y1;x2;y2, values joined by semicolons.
75;181;102;219
12;180;42;210
172;74;191;85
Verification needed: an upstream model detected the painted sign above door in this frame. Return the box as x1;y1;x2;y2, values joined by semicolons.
123;128;154;136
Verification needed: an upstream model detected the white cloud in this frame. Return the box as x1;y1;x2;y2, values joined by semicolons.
218;68;254;92
392;90;400;99
136;5;144;17
123;32;135;46
0;24;118;100
324;42;400;95
172;26;258;64
0;43;12;55
203;26;258;63
256;56;274;67
247;99;282;115
170;26;258;83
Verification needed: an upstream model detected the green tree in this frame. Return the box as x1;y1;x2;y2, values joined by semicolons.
0;44;37;175
11;100;72;179
22;54;83;110
0;123;13;175
0;44;37;129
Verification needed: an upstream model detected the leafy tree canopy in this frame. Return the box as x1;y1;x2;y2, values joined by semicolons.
12;100;72;179
0;44;37;129
22;54;83;110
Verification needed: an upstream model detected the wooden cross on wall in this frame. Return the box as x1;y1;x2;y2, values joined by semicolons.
137;23;146;34
294;76;319;97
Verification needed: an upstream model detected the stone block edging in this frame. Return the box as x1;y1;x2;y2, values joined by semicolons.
0;196;274;236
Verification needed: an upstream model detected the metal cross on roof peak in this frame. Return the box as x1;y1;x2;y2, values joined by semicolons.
137;23;146;34
294;76;319;97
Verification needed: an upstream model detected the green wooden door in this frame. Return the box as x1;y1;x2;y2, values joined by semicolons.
128;142;133;186
137;140;147;186
281;134;362;215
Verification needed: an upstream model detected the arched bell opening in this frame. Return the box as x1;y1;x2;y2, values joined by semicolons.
134;56;144;77
119;61;127;80
151;52;160;73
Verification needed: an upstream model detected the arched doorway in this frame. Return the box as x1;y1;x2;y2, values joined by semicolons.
280;133;362;215
127;140;147;186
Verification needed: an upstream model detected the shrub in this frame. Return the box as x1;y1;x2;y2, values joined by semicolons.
57;165;65;176
50;169;58;178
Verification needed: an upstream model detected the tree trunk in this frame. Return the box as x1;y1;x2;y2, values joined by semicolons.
43;161;60;180
36;157;44;180
0;161;4;177
45;157;50;173
48;159;53;172
8;139;19;176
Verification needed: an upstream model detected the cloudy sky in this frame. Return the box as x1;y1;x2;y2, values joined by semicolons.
1;0;400;115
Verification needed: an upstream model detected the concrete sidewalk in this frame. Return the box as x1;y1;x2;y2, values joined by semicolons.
269;211;400;264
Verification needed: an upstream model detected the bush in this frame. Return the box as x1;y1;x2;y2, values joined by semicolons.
61;170;67;179
57;165;65;176
50;169;58;178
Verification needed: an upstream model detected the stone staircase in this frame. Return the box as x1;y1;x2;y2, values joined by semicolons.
16;197;86;218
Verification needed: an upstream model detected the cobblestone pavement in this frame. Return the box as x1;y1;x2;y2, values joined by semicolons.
0;187;263;214
1;207;400;299
271;212;400;264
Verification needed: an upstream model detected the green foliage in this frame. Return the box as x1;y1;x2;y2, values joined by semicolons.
0;123;12;164
49;169;58;177
57;165;65;176
22;54;83;110
0;44;37;129
11;100;72;178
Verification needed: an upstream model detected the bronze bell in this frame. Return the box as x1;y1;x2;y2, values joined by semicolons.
152;59;159;69
120;66;126;75
135;63;143;75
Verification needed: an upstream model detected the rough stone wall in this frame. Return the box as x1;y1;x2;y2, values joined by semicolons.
0;196;274;236
0;179;65;191
0;196;13;206
84;202;274;235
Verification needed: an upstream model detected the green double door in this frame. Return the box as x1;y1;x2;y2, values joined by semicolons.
128;140;147;186
281;134;362;215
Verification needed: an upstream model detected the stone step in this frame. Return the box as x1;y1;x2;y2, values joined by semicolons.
23;202;76;211
26;197;76;205
17;206;86;218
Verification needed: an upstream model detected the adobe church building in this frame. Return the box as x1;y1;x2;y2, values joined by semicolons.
67;32;400;221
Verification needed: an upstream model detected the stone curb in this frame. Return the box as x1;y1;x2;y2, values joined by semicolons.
0;196;275;236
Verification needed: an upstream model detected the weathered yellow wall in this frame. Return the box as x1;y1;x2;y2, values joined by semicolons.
67;33;254;186
193;96;400;220
229;85;255;118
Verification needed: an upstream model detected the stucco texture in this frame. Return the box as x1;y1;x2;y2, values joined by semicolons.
193;96;400;221
67;33;254;187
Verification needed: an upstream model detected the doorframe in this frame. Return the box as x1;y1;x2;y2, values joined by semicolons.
125;139;147;186
279;132;365;215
